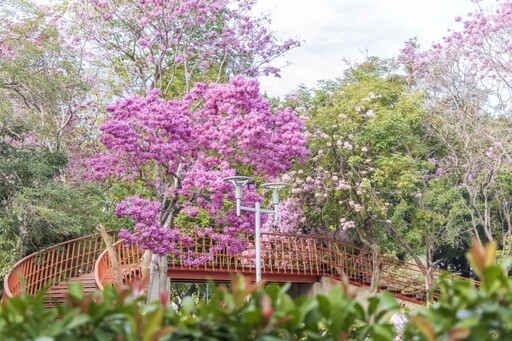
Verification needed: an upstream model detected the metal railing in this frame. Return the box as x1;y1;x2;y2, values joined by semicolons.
3;231;118;300
95;239;142;290
94;232;471;304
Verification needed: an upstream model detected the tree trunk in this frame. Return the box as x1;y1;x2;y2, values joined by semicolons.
424;235;435;305
354;223;381;295
146;253;170;305
140;250;151;281
96;224;123;287
384;222;432;297
369;242;381;294
16;212;28;258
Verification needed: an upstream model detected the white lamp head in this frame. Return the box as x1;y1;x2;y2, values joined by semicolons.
223;176;254;217
223;176;254;199
223;176;254;185
261;182;289;190
261;182;289;205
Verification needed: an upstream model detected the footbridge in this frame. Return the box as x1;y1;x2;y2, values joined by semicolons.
2;231;464;306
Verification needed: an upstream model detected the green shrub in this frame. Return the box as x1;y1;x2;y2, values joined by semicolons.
406;239;512;341
0;276;397;340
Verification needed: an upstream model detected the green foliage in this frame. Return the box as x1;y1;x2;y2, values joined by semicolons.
0;118;67;206
287;58;432;254
405;240;512;341
0;118;118;278
0;276;400;341
0;182;117;278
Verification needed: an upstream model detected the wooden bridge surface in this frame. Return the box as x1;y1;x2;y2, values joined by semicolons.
2;231;469;306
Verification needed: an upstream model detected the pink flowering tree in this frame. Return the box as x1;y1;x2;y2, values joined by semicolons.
400;0;512;116
68;0;300;96
399;0;512;256
87;76;308;301
63;0;301;187
0;1;92;154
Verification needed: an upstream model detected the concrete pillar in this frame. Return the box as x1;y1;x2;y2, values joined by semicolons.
288;276;339;298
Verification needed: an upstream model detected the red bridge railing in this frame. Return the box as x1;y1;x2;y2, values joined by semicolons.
3;231;118;300
4;230;473;305
95;239;142;290
94;233;467;304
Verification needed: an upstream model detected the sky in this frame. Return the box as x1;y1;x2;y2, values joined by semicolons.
254;0;497;98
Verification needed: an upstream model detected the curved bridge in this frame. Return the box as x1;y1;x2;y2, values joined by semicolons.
3;231;464;306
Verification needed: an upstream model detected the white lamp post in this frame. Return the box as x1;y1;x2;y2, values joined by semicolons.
223;176;288;283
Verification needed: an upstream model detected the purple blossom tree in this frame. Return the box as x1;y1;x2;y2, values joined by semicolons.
399;0;512;254
87;76;308;301
68;0;300;96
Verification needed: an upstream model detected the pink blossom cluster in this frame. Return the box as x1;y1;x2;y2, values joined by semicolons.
0;44;16;59
114;186;260;262
399;1;512;94
339;218;355;231
262;198;308;235
88;76;308;261
71;0;300;93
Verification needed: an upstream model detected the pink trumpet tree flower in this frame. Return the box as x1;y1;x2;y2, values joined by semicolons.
87;76;308;264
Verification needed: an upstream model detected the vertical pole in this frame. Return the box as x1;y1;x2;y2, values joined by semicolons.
235;185;242;216
272;190;279;220
255;201;261;283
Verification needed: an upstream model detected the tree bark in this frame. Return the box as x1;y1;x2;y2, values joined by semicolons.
369;242;381;294
354;222;381;295
145;253;170;304
16;212;28;258
96;224;123;287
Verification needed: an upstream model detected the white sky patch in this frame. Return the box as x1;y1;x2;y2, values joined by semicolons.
255;0;497;98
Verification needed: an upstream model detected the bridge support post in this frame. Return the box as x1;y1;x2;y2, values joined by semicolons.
288;277;337;298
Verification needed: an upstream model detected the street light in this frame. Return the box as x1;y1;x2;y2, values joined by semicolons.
224;176;289;283
261;182;289;220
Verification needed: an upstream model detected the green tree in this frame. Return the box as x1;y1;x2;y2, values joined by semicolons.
282;58;449;293
0;117;119;279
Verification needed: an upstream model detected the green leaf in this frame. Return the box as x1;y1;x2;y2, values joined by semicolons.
143;309;164;341
483;265;504;293
64;314;91;330
367;297;379;316
181;296;196;316
316;295;331;318
244;309;261;325
370;324;395;341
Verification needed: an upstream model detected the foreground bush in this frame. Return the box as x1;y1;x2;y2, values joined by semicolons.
406;239;512;341
0;239;509;340
0;275;397;340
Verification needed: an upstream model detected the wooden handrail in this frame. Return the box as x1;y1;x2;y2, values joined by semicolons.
4;229;475;305
3;230;118;300
93;232;474;304
95;238;142;290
